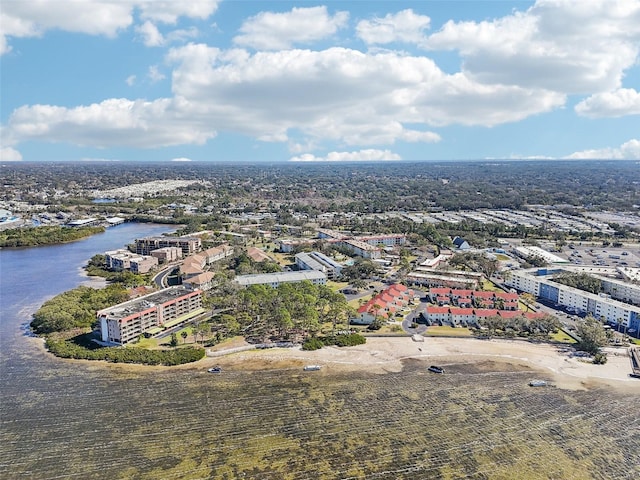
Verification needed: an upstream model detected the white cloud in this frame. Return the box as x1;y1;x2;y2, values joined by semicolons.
136;20;164;46
0;1;219;55
6;98;216;148
137;1;219;24
290;149;402;162
356;9;431;46
126;75;136;86
575;88;640;118
566;139;640;160
147;65;165;83
426;0;640;94
233;6;349;50
171;157;192;162
0;0;134;54
6;44;566;152
0;147;23;161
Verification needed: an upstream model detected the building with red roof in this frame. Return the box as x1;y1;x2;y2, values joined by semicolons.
352;284;414;325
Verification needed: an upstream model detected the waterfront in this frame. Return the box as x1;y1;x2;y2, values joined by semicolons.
1;224;639;479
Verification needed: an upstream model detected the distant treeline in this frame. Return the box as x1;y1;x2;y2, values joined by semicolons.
0;225;104;247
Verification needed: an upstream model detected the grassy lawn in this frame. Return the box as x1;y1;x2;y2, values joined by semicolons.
348;295;372;309
424;326;473;337
327;280;349;292
376;323;405;334
495;254;511;261
269;251;294;267
629;337;640;345
551;329;577;344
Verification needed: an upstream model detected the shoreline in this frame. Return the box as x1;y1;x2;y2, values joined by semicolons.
29;333;640;393
202;336;640;393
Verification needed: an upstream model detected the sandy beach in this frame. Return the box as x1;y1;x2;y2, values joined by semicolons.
205;336;640;393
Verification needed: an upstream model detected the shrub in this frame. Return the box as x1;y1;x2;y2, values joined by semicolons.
45;338;205;365
592;352;608;365
302;337;324;351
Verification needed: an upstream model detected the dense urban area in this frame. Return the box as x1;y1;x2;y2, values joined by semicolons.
1;160;640;370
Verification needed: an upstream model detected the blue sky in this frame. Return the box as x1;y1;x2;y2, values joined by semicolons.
1;0;640;162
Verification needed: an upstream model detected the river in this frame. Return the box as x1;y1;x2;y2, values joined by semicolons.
0;223;638;479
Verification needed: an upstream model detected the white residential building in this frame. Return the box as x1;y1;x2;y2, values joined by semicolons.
234;271;327;288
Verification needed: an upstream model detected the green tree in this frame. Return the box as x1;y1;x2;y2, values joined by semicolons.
576;316;608;355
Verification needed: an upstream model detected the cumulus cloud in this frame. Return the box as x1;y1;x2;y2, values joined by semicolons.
6;98;216;148
136;20;164;46
426;0;640;94
137;1;219;24
147;65;165;83
0;0;134;54
565;139;640;160
171;157;192;162
0;147;23;161
290;149;402;162
0;1;219;55
356;9;431;46
233;6;348;50
5;44;565;151
575;88;640;118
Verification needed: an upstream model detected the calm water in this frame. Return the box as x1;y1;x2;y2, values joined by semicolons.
1;224;639;479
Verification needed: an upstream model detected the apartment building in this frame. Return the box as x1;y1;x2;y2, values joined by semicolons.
135;236;201;256
104;249;158;274
505;268;640;336
150;246;183;263
234;270;327;288
295;251;343;279
97;286;204;345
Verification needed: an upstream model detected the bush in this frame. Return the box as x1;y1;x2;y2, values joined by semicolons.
302;337;324;351
592;352;608;365
332;333;366;347
45;338;205;365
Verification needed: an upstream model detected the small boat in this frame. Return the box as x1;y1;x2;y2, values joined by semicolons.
207;366;222;373
428;365;445;374
529;380;547;387
303;365;321;371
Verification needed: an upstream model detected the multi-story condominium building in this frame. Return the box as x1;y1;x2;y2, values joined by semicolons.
105;249;158;274
150;246;183;263
129;256;158;274
234;271;327;288
339;239;381;259
135;236;201;256
505;268;640;337
97;286;204;345
295;251;343;279
358;234;406;247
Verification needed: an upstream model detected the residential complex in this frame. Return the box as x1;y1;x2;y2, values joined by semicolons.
97;286;204;345
234;270;327;288
505;268;640;336
295;251;343;279
135;236;201;256
353;284;415;324
104;249;159;274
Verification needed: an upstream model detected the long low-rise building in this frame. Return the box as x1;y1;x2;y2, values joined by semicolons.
234;270;327;288
97;286;204;345
295;251;343;279
505;268;640;337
